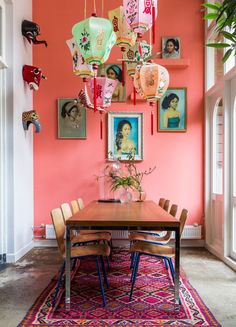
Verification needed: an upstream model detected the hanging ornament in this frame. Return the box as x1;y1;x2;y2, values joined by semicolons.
123;0;158;39
86;77;118;108
66;38;93;80
138;62;170;103
72;16;116;67
108;6;137;85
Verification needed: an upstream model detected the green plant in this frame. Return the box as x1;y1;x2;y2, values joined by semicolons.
203;0;236;63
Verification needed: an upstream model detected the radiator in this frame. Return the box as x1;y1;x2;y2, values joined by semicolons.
45;224;202;240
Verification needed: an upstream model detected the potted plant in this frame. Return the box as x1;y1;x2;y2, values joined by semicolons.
203;0;236;63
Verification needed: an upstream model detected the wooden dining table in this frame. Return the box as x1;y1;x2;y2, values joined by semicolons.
65;200;180;309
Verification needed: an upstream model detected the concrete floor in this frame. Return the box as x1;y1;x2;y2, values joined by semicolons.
0;247;235;327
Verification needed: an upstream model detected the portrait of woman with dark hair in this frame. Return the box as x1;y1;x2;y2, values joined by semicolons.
115;119;136;155
58;98;87;139
106;64;124;102
158;88;187;132
162;37;180;59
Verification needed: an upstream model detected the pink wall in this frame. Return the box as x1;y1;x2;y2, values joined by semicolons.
33;0;204;226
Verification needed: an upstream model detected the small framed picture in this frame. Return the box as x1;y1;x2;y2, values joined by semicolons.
108;112;143;161
98;64;126;102
158;88;187;132
162;37;180;59
57;98;87;139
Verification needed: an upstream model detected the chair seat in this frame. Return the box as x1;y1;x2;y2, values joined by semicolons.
129;231;171;244
63;243;110;258
130;241;175;257
72;232;111;244
79;230;112;235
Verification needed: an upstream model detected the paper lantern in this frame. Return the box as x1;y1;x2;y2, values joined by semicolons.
133;64;145;98
138;62;169;102
66;38;93;79
123;0;158;38
86;77;118;108
124;40;152;77
108;6;136;50
72;15;116;67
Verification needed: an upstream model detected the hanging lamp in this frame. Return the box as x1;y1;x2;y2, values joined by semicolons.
123;0;158;41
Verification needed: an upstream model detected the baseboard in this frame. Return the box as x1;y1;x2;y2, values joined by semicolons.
6;240;34;263
34;239;204;248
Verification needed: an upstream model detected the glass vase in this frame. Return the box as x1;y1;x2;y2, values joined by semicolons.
133;189;146;202
119;188;132;204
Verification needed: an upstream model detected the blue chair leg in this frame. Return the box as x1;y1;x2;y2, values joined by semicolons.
130;251;135;269
96;257;106;307
129;253;140;301
100;255;109;288
163;257;169;270
109;239;113;260
106;256;110;271
130;252;138;282
53;260;65;306
167;257;175;283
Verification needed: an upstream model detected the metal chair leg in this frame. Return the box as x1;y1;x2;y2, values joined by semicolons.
52;261;65;306
96;257;106;307
129;253;140;301
100;255;109;288
163;257;169;270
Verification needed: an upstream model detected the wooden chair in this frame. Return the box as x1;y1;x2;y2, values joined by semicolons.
60;203;112;245
129;208;188;301
158;197;166;208
163;199;170;212
51;208;110;306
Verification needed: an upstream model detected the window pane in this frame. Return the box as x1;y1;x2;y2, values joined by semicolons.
213;99;223;194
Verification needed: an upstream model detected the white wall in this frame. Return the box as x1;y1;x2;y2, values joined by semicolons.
5;0;34;262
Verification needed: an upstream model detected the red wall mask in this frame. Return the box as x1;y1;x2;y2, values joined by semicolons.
22;65;46;91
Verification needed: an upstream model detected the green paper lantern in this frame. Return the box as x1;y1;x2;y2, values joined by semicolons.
72;16;116;67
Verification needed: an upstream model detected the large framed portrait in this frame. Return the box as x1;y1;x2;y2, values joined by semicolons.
162;36;180;59
108;112;143;161
98;64;126;102
158;88;187;132
57;98;87;139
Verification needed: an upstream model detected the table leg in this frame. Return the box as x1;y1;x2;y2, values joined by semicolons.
65;225;71;310
175;227;180;305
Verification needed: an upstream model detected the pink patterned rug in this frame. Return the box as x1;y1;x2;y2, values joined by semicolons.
19;249;221;326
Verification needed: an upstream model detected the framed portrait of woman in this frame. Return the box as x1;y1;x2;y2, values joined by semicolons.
98;64;126;102
57;98;87;139
108;112;143;161
162;37;181;59
157;88;187;132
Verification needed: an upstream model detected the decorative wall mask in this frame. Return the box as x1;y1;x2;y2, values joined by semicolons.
22;65;46;91
22;110;41;133
21;20;47;47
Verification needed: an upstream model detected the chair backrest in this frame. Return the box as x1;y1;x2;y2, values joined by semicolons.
169;204;178;217
71;200;79;215
77;198;84;210
158;198;166;208
61;203;72;221
163;199;170;212
51;208;65;256
179;209;188;237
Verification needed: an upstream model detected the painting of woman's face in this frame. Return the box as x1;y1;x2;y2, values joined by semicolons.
121;123;131;137
107;68;117;80
166;41;175;54
170;98;179;110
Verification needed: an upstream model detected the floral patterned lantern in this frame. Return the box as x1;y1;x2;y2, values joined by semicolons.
133;64;145;99
72;15;116;68
138;62;169;102
66;38;93;80
123;0;158;40
108;6;137;85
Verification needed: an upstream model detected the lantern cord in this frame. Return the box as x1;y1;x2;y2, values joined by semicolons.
151;111;154;135
152;3;156;44
100;113;103;139
122;53;125;86
84;0;86;19
93;0;96;14
133;86;136;106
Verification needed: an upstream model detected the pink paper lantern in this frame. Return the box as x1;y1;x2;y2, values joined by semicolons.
123;0;158;38
138;63;169;102
86;77;118;109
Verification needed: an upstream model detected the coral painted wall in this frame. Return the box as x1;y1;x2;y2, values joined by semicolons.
33;0;204;226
